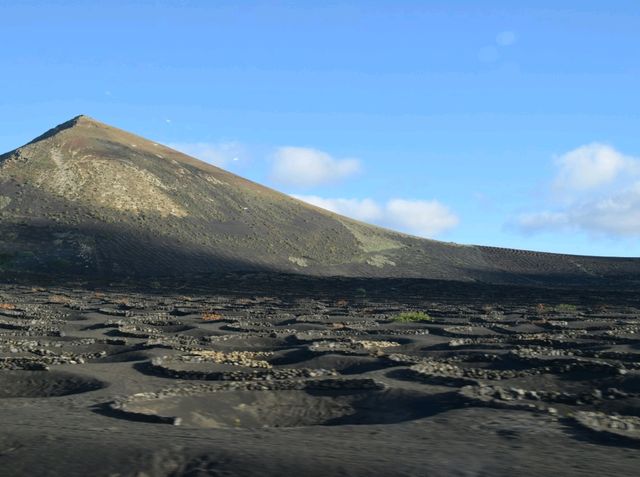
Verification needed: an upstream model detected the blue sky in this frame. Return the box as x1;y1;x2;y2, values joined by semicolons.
1;1;639;256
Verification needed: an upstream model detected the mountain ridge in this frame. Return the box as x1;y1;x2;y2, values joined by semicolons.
1;115;639;287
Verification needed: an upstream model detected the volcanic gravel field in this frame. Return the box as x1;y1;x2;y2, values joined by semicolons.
1;277;640;476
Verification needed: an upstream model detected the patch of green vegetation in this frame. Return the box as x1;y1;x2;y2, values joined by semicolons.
338;219;403;253
393;311;432;322
0;196;11;210
555;304;577;313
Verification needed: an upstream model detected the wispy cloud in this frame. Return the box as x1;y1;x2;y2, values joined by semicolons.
513;144;640;237
293;195;459;238
271;147;361;188
168;141;246;167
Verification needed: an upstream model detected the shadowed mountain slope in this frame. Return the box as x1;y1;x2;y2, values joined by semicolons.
1;115;639;287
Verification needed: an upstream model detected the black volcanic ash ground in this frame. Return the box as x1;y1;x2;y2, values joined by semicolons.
0;279;639;476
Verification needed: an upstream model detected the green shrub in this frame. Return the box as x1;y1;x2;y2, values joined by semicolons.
394;311;432;322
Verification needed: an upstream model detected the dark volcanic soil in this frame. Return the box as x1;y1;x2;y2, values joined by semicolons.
1;276;640;476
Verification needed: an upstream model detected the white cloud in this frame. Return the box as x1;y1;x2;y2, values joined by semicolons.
168;141;246;167
516;211;569;231
496;31;517;46
516;186;640;236
553;143;637;191
271;147;361;188
514;144;640;236
293;195;459;238
291;195;383;222
386;199;460;237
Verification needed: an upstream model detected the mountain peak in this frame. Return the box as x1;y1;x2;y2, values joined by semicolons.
27;114;107;145
70;114;100;125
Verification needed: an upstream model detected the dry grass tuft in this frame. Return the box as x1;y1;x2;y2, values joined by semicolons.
202;312;224;322
49;295;72;304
